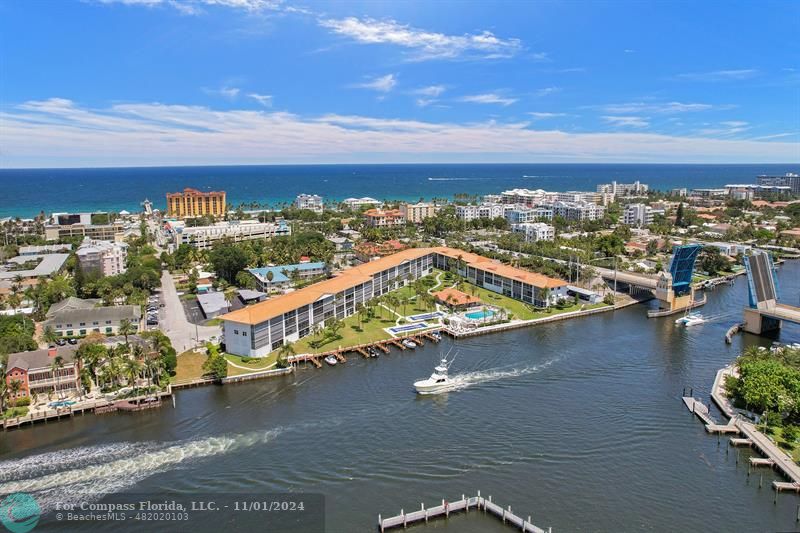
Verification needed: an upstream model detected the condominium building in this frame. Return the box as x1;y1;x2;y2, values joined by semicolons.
455;203;510;222
5;346;80;400
44;297;141;338
294;194;324;213
400;202;438;223
353;240;408;263
511;222;555;242
725;184;792;201
623;203;664;227
757;173;800;195
551;201;605;221
363;208;406;228
505;208;537;224
166;188;226;219
76;238;128;277
45;222;126;242
500;188;550;206
670;188;688;197
170;220;291;250
689;188;727;198
342;197;381;210
597;180;649;196
221;247;568;357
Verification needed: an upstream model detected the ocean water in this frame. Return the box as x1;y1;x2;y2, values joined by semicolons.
0;163;796;218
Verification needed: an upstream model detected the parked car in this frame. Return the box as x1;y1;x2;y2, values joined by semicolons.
55;338;67;346
67;338;78;345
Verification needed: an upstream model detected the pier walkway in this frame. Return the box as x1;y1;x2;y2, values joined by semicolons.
378;491;548;533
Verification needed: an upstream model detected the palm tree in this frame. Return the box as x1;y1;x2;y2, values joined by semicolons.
119;319;135;346
0;376;8;415
8;379;22;409
277;342;296;367
265;270;274;294
42;325;59;346
50;355;65;399
124;358;143;396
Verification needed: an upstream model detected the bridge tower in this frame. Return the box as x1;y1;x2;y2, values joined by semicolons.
653;244;703;315
743;250;782;334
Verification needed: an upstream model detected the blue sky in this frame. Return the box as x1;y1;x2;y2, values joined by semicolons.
0;0;798;167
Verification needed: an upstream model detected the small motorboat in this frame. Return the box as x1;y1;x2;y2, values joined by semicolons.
402;339;417;349
324;355;338;366
676;312;705;327
368;347;379;358
414;354;455;394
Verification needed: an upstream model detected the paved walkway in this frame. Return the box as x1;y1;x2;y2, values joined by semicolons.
160;270;221;352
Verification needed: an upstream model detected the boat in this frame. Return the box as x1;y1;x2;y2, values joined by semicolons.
324;355;338;366
414;354;455;394
402;339;417;349
675;312;705;327
431;331;442;341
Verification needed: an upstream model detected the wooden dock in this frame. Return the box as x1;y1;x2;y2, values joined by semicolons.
730;437;752;447
681;396;739;434
750;457;776;467
378;491;548;533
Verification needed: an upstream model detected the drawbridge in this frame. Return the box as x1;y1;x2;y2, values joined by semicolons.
743;250;800;335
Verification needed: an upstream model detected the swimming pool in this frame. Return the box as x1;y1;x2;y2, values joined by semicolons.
464;309;495;320
387;322;428;334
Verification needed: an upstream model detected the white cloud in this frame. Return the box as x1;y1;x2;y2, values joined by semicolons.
248;93;272;107
535;87;561;97
696;121;750;136
676;69;759;81
96;0;282;12
318;17;522;61
528;112;567;119
413;85;446;97
459;93;518;106
203;86;241;99
2;97;796;167
600;101;718;114
603;115;649;128
351;74;397;93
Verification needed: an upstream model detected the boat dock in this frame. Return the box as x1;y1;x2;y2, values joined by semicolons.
287;332;442;367
2;388;172;430
681;366;800;493
378;491;549;533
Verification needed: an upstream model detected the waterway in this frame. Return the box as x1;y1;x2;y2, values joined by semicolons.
2;261;799;532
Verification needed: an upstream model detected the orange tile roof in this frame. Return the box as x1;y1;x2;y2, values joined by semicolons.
434;288;481;306
221;246;566;325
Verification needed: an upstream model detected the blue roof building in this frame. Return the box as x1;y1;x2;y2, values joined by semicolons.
248;262;327;291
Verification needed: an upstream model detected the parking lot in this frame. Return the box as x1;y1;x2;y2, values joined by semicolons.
145;292;164;330
181;296;207;325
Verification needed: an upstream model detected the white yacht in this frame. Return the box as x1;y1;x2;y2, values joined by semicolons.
324;355;338;366
675;312;706;327
414;356;454;394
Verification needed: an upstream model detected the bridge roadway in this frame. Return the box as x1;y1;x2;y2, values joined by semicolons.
758;303;800;325
594;266;658;290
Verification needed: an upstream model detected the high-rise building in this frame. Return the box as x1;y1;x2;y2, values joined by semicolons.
597;180;649;196
166;188;226;219
400;202;438;223
757;173;800;195
623;203;664;227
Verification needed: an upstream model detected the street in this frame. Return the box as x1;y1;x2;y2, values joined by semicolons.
160;269;221;352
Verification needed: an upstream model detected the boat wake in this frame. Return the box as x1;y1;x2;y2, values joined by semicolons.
418;360;556;395
0;428;284;512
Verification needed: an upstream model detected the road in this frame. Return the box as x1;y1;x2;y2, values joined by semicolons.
160;270;221;352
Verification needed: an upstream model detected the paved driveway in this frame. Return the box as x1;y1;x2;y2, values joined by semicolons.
160;270;221;352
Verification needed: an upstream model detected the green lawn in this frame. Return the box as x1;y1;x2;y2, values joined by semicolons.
174;350;208;382
466;284;608;321
288;313;396;355
765;426;800;464
225;353;279;375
